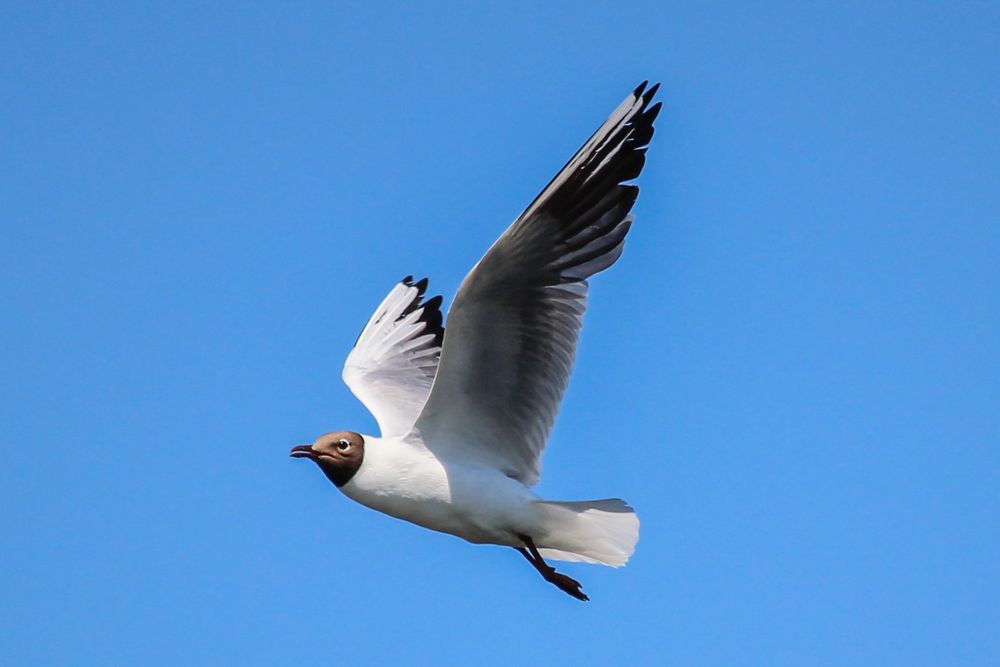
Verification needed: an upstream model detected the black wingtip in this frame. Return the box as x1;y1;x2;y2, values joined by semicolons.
421;294;444;347
643;82;661;104
401;275;431;296
418;295;445;347
632;80;649;98
395;278;445;346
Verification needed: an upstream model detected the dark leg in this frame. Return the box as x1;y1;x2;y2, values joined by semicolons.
515;534;589;601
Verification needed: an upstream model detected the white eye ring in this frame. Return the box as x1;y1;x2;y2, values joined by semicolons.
337;439;351;451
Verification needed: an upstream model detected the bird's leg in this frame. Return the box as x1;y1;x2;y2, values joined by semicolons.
515;534;589;601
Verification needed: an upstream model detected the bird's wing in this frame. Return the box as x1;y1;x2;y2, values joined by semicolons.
412;82;660;484
342;276;444;438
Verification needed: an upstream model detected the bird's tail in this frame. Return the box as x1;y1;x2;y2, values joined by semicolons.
533;498;639;567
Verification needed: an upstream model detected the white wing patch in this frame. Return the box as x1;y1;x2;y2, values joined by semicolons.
342;277;444;438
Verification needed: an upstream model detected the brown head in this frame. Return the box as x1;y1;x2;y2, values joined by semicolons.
289;431;365;487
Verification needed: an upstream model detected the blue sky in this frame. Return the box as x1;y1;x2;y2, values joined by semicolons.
2;2;998;665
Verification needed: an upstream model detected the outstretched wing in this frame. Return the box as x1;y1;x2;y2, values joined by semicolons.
342;276;444;438
413;82;661;484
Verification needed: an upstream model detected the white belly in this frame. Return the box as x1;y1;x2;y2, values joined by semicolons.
339;436;541;546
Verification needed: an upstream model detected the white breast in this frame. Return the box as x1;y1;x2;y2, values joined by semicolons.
339;434;542;545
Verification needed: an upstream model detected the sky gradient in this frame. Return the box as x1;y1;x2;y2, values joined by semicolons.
2;2;999;665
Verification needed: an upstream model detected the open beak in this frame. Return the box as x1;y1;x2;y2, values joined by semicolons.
289;444;317;460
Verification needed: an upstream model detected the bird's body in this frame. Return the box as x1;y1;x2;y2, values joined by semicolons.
292;81;660;599
342;434;539;547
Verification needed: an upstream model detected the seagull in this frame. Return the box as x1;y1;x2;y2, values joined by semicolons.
291;82;660;601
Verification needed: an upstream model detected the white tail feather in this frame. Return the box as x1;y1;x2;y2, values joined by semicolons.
534;498;639;567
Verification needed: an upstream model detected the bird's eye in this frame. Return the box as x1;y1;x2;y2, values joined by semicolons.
337;439;352;451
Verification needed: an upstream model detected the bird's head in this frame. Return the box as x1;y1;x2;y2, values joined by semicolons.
290;430;365;487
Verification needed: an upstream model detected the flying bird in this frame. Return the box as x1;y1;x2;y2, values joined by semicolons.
291;82;660;600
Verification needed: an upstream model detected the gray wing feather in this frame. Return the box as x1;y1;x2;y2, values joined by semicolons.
413;83;660;484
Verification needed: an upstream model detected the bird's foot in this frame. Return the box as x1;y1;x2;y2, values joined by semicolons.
516;536;590;602
542;566;589;601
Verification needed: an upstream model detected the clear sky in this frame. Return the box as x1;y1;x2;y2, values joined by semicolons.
2;2;998;665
